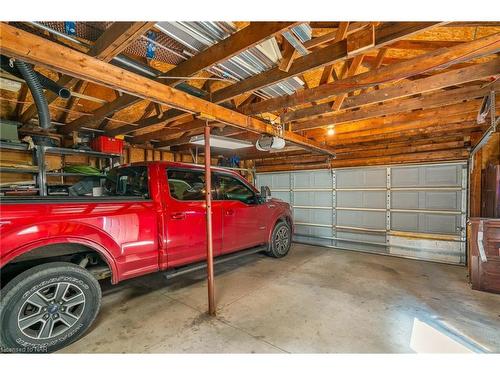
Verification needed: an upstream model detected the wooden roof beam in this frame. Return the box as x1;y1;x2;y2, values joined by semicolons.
20;21;154;123
210;22;443;105
283;57;500;123
323;122;483;147
0;23;334;155
82;22;299;136
307;112;478;142
120;22;440;136
243;31;500;115
255;148;471;172
293;84;497;132
161;22;300;86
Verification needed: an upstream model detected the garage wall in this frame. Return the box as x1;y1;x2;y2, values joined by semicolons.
256;162;467;265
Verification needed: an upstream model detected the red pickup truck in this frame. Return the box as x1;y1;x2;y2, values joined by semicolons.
0;161;293;352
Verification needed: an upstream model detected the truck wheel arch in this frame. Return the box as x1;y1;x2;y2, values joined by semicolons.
268;215;293;243
1;238;118;284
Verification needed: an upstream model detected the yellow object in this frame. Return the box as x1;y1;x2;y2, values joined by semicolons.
115;135;125;140
197;112;217;121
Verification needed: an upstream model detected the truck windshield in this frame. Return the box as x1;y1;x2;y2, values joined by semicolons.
105;166;149;198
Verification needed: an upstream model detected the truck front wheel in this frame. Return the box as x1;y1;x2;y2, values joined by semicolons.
0;262;101;353
267;221;292;258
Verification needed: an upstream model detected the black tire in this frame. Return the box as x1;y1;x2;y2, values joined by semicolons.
0;262;101;353
266;221;292;258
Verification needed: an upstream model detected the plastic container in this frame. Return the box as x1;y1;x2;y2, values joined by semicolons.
91;136;124;154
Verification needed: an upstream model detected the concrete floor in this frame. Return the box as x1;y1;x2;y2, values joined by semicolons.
61;244;500;353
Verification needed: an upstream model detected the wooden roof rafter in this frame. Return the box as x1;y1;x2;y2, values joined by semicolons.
0;22;335;156
19;21;155;123
65;22;300;135
242;32;500;116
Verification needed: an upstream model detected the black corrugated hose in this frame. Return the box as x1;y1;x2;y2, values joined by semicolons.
1;55;71;100
13;59;51;129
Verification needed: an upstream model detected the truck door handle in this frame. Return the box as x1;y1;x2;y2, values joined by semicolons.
171;212;186;220
225;209;235;216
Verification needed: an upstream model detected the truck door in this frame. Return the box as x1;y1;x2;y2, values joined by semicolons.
216;172;268;254
165;167;223;267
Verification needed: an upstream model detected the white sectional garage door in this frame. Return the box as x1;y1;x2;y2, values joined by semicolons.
256;162;467;265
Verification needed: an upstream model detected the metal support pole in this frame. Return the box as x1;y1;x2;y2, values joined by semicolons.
204;123;216;316
35;146;47;197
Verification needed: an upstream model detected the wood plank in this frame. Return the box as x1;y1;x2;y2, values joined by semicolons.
293;84;497;132
106;108;187;136
330;54;365;111
256;140;467;166
305;104;479;140
161;22;299;86
283;58;500;122
469;132;483;217
14;83;28;119
155;132;199;148
131;119;207;144
324;122;482;146
239;135;466;160
320;114;476;143
303;22;369;49
359;48;388;95
331;149;470;168
243;32;500;115
210;22;441;105
347;25;375;56
256;149;470;172
278;39;297;72
88;22;155;62
0;23;334;155
64;94;138;131
389;40;463;51
307;109;478;140
73;23;298;135
20;22;154;123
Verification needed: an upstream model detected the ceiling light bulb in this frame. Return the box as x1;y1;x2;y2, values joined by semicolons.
327;127;335;136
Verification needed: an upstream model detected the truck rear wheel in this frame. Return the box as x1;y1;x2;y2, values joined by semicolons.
267;221;292;258
0;262;101;353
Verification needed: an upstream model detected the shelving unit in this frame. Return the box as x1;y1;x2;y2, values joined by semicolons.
0;141;121;196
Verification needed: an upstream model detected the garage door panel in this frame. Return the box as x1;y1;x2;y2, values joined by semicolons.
337;210;386;230
271;191;291;203
336;229;386;244
392;191;462;211
391;212;461;235
337;190;386;209
294;224;332;238
336;168;386;188
294;191;332;207
391;164;462;187
388;235;464;264
257;173;290;189
294;208;332;225
292;170;331;189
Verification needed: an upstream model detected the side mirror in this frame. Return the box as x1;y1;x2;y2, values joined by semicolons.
260;186;271;201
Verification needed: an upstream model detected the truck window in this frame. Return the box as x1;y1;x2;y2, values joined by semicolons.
105;166;149;198
167;168;215;201
217;174;256;204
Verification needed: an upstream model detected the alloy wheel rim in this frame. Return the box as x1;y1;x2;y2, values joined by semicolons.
274;226;290;254
17;282;86;340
